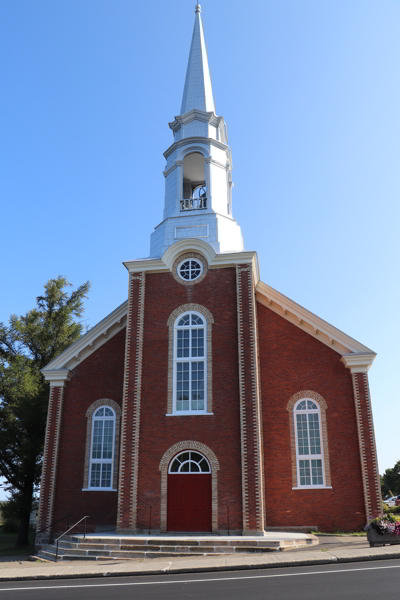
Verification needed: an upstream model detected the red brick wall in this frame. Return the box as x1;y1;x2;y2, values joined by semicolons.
257;303;366;532
52;328;126;533
136;267;243;532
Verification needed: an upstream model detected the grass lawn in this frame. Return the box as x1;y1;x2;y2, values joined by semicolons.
0;527;34;557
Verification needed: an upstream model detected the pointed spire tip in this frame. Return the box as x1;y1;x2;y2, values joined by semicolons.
195;4;201;13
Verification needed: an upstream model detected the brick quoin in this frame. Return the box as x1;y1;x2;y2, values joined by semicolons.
353;372;381;520
257;303;366;532
51;328;126;533
118;273;145;530
236;265;264;533
136;267;243;533
38;386;63;531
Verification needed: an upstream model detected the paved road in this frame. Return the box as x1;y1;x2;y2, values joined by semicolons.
1;559;400;599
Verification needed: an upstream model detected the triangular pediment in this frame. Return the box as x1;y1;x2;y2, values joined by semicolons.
256;280;375;358
42;300;128;378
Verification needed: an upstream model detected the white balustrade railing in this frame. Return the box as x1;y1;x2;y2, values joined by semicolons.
180;197;208;211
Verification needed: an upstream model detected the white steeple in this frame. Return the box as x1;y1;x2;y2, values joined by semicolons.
149;5;243;258
180;4;215;115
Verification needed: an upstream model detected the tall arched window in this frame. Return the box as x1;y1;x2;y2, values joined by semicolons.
173;311;207;413
89;406;116;489
294;399;325;487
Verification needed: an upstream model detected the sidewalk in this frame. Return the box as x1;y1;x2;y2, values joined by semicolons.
0;536;400;582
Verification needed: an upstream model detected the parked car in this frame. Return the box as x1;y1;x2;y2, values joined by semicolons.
385;496;397;507
396;495;400;506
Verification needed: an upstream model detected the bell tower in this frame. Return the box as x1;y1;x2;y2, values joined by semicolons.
150;4;244;257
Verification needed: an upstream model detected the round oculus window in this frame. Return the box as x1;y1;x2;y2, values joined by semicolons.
178;258;203;281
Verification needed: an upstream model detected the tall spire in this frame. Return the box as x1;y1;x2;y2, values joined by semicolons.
180;5;215;115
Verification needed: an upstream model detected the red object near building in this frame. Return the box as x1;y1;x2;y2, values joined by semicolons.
168;475;212;532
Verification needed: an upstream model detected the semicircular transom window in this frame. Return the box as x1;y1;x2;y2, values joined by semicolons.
169;451;211;473
178;259;203;282
296;400;318;411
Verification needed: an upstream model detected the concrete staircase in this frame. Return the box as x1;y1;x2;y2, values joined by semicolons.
37;533;318;561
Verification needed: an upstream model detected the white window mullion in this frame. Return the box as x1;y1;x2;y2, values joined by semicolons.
173;312;207;414
294;399;325;488
189;328;192;409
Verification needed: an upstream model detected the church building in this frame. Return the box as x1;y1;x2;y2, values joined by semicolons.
38;5;381;536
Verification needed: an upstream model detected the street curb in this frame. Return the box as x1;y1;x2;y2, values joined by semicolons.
1;551;400;582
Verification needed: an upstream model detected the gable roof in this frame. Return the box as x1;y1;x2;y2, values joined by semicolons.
42;300;128;378
256;280;375;358
42;275;376;382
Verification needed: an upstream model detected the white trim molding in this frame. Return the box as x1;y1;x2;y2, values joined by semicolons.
41;301;128;374
341;353;376;373
257;281;376;357
124;239;260;287
42;369;74;387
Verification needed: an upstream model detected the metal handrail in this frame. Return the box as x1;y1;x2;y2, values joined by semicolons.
54;515;89;562
32;513;72;556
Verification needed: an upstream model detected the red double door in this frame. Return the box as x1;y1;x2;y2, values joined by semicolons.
167;474;212;532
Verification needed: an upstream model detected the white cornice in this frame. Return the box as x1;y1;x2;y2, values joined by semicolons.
168;110;223;132
162;239;216;268
341;353;376;373
164;136;228;159
256;281;375;357
123;257;169;273
42;300;128;373
124;240;259;285
43;369;74;387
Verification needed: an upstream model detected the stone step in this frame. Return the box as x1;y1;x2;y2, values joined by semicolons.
37;534;318;561
68;536;283;548
56;541;282;554
38;551;102;562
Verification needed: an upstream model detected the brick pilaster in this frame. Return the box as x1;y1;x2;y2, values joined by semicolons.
236;265;265;534
37;385;65;532
352;372;381;521
117;271;145;530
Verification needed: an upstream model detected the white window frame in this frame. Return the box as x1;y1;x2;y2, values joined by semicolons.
177;258;204;282
168;450;211;474
88;406;116;491
293;398;326;489
172;310;207;415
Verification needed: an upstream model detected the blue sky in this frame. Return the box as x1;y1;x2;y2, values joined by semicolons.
1;0;399;501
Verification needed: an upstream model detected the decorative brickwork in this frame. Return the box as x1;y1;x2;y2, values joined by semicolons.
166;303;214;414
172;252;208;285
236;265;265;534
352;372;382;521
286;391;331;488
37;385;64;531
159;441;220;533
136;267;243;534
83;399;122;491
117;272;146;530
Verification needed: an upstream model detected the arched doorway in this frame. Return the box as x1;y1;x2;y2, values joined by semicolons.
167;451;212;532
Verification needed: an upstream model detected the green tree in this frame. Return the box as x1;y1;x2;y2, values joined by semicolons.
381;460;400;499
0;277;90;546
